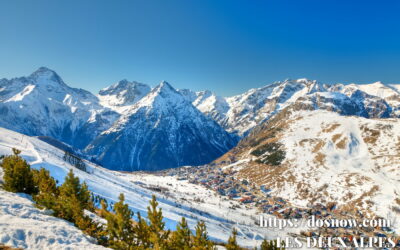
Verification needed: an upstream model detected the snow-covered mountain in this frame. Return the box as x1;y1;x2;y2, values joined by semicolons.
179;89;230;126
1;67;399;171
183;79;400;136
329;81;400;116
86;81;238;171
0;68;238;171
215;108;400;232
0;67;119;150
98;79;151;113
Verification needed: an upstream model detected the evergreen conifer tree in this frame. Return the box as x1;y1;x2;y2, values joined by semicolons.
32;168;58;209
147;194;169;249
135;212;151;249
103;193;136;249
54;170;93;224
226;228;241;250
193;220;214;250
170;217;192;250
1;148;36;194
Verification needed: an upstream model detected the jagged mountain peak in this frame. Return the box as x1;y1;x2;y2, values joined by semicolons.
29;67;65;85
154;80;177;94
138;81;186;109
30;66;56;75
98;79;151;111
294;78;313;83
87;79;238;171
371;80;384;85
99;79;149;95
197;89;213;96
105;79;132;90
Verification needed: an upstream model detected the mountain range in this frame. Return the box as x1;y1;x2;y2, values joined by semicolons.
0;67;399;171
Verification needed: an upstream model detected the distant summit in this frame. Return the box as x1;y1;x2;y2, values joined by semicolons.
98;79;150;111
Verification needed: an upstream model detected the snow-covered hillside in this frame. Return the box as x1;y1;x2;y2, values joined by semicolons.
218;109;400;233
0;127;297;248
0;189;108;250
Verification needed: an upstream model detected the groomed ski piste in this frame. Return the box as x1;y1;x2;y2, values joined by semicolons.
0;127;303;249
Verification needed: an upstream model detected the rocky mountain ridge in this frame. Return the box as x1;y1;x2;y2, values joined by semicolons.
1;67;400;171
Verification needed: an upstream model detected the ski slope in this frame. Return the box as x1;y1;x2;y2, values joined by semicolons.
0;127;298;248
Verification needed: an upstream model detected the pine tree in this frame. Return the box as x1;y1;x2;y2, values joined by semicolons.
226;228;241;250
54;170;93;222
170;217;192;250
98;200;112;246
75;213;103;241
54;170;101;241
135;212;151;249
103;193;136;249
1;148;36;194
147;194;169;249
32;168;58;210
193;220;214;250
260;239;284;250
80;182;95;212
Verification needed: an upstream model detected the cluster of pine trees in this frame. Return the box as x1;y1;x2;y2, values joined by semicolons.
0;148;283;250
63;150;87;172
1;148;99;237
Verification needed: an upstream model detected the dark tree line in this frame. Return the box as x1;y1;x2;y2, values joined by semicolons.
63;151;87;172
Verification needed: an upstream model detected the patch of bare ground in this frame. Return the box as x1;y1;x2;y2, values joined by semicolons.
314;152;326;166
322;123;340;133
0;245;23;250
312;140;325;153
336;137;347;149
344;174;356;188
298;138;322;148
376;123;393;130
360;125;380;144
296;181;313;200
342;173;372;188
238;161;290;187
332;133;341;143
301;184;331;204
341;185;380;214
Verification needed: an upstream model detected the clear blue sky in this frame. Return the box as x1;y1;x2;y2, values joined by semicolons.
0;0;399;96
